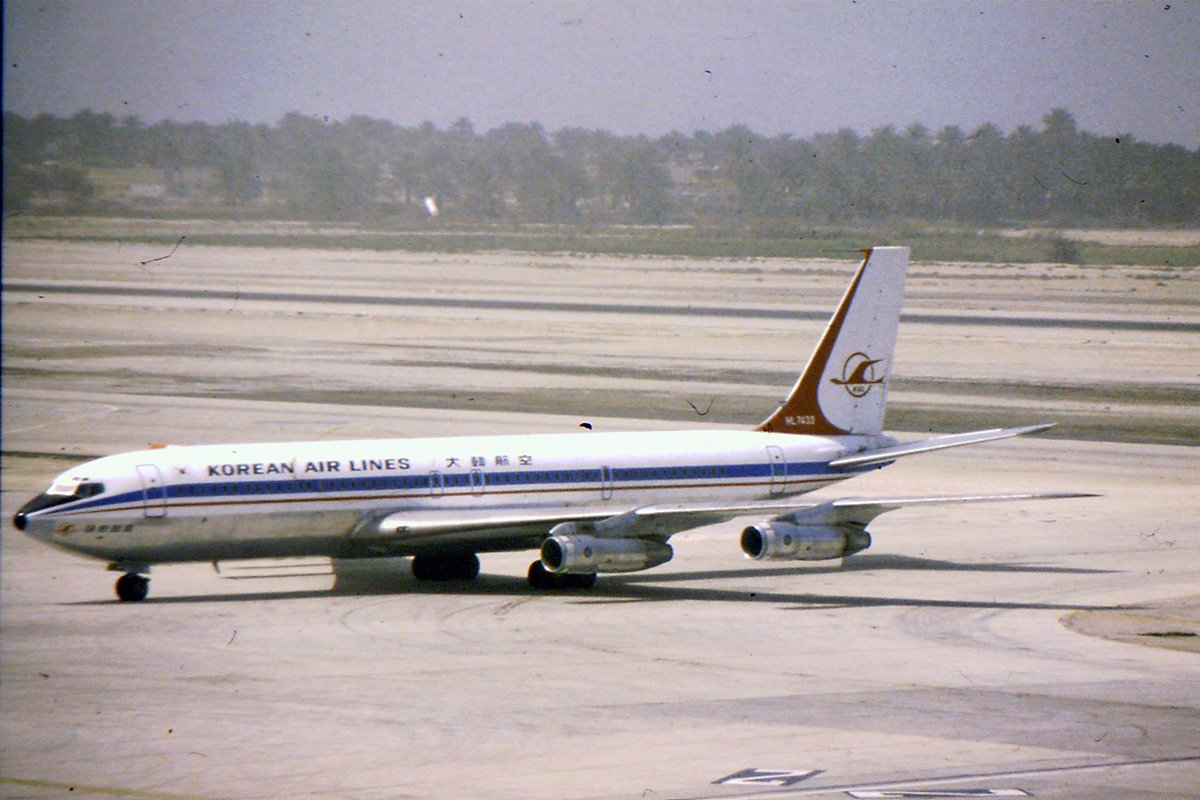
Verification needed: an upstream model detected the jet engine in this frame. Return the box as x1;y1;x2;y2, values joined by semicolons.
541;534;673;574
740;519;871;561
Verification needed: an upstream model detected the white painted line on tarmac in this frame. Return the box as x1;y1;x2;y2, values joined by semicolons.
693;755;1200;800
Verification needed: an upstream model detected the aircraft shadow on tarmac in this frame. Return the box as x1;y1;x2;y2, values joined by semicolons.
68;553;1120;611
609;552;1118;581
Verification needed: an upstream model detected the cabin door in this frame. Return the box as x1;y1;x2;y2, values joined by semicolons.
136;464;167;518
765;446;787;495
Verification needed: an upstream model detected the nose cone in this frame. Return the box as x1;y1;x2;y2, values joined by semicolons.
13;496;44;530
13;493;70;531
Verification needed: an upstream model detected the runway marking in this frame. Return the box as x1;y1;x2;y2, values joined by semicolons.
8;281;1197;333
0;776;224;800
686;755;1200;799
2;448;106;462
714;768;822;787
848;791;1029;798
4;403;122;436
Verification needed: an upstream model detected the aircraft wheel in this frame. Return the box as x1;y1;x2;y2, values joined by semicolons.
412;553;480;582
411;555;435;581
565;572;597;589
115;573;149;602
527;561;596;590
454;553;481;581
527;560;556;589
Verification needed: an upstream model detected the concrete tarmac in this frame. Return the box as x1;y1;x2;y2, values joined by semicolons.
2;241;1198;799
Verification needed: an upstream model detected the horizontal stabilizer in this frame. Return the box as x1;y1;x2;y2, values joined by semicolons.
829;423;1056;469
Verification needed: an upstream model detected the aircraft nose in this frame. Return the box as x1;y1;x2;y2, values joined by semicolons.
13;494;60;531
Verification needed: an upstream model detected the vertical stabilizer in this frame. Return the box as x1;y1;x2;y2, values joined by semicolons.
757;246;909;436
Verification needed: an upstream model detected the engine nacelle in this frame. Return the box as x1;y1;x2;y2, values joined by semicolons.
541;534;673;574
740;520;871;561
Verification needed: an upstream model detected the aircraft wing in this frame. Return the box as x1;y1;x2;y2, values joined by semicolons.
370;507;616;541
360;491;1093;551
829;423;1056;469
363;501;817;546
590;491;1094;534
817;491;1095;525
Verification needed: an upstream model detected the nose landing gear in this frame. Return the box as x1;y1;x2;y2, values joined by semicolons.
110;565;150;601
115;573;149;601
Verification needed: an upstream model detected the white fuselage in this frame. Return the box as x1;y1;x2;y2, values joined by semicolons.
18;429;887;566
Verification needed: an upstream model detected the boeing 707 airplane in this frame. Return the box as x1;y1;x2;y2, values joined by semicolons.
13;247;1087;600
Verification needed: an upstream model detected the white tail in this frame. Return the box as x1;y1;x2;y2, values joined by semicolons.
757;246;909;436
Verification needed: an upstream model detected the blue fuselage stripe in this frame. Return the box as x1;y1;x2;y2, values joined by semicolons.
40;459;860;517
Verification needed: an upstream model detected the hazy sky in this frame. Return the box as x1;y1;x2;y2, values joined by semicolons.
4;0;1198;146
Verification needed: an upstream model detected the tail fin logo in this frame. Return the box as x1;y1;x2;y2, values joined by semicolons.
829;352;885;398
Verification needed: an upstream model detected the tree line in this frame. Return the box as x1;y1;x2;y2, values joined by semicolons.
3;108;1196;227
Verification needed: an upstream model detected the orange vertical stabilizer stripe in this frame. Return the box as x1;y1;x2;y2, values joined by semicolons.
755;249;873;435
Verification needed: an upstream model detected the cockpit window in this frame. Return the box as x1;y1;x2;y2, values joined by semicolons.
16;480;107;521
45;481;105;498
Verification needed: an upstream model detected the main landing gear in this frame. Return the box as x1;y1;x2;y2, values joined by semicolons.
406;553;598;589
115;572;150;602
526;561;597;590
410;553;481;582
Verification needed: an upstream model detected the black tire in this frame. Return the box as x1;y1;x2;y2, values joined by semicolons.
527;560;556;589
411;555;436;581
527;561;597;590
412;553;480;582
565;572;597;589
115;573;149;602
453;553;481;581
